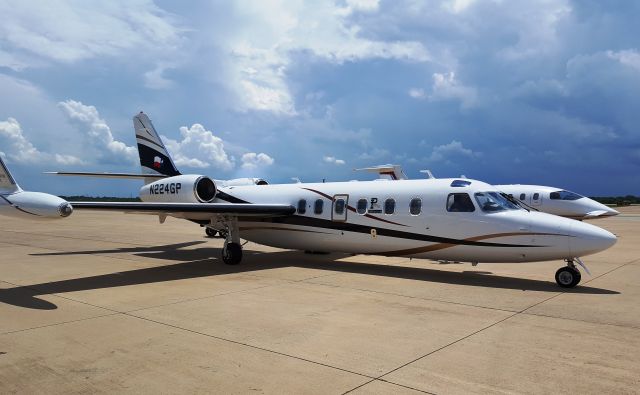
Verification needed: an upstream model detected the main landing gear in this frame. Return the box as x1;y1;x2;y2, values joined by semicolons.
555;258;590;288
221;219;243;265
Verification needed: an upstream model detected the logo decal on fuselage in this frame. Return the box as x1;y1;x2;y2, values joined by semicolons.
368;197;382;214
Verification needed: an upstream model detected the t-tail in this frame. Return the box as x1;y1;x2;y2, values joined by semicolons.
134;112;181;179
0;154;73;219
0;155;21;194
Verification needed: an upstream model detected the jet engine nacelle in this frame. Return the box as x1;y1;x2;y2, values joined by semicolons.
0;191;73;219
221;178;269;187
140;175;217;203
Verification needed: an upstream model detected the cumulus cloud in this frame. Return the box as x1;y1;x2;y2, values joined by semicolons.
0;117;83;165
225;1;429;115
428;140;480;162
323;156;346;165
241;152;274;170
429;72;478;109
162;124;234;171
606;49;640;72
58;100;137;163
408;88;426;99
0;1;182;69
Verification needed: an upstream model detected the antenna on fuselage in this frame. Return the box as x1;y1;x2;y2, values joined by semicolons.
419;169;435;179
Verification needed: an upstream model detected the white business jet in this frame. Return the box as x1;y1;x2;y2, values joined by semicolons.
359;165;618;220
48;112;617;288
494;185;618;220
0;155;73;219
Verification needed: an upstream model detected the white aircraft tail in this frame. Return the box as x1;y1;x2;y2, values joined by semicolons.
0;155;20;194
134;112;181;178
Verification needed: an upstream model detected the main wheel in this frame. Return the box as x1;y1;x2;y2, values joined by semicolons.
205;227;217;237
222;242;242;265
555;266;581;288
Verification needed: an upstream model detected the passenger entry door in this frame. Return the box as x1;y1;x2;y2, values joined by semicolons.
531;191;542;206
332;194;349;222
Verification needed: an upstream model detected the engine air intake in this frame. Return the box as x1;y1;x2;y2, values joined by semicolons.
195;176;217;202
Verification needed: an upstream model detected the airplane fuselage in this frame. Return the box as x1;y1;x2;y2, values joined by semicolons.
200;178;616;263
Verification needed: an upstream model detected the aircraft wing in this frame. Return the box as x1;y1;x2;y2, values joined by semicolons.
71;202;296;218
45;172;165;180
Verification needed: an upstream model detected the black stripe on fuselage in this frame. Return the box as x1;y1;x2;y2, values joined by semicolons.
0;194;41;216
215;190;555;248
242;215;548;248
216;191;250;204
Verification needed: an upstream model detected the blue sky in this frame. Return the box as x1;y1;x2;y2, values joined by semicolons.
0;0;638;196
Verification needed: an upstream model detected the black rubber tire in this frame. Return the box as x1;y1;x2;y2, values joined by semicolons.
222;242;243;265
555;266;581;288
205;227;217;237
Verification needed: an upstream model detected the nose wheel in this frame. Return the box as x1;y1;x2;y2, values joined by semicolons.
555;259;582;288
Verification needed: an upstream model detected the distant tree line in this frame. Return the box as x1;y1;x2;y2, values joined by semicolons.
590;195;640;206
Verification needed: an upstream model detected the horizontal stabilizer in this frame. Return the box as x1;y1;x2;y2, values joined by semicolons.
354;164;407;180
45;172;165;180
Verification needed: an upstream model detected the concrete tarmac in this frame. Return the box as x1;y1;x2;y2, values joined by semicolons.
1;207;639;394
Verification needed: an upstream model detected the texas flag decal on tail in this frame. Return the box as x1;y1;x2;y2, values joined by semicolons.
153;156;163;169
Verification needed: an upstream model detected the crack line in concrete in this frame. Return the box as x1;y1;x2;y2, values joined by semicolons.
123;312;377;381
1;312;121;336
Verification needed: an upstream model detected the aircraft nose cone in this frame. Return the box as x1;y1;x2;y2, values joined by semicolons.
570;221;617;257
606;207;620;217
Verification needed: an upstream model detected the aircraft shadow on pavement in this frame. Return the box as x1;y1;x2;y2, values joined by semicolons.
1;243;619;310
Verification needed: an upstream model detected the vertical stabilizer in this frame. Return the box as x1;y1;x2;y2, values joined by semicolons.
0;155;20;193
133;112;181;180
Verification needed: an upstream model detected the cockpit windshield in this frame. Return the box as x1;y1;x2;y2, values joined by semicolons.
474;192;520;212
550;190;583;200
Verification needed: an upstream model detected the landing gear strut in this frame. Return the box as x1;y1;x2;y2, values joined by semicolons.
555;259;582;288
221;219;243;265
205;227;217;238
205;226;227;239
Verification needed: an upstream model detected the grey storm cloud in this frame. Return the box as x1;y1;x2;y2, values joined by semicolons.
0;0;638;195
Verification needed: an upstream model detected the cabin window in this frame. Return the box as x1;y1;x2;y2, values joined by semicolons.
446;193;475;212
519;193;526;200
334;199;346;215
550;190;583;201
384;198;396;215
297;199;306;214
409;198;422;215
357;198;368;215
533;193;540;200
314;199;324;214
450;180;471;187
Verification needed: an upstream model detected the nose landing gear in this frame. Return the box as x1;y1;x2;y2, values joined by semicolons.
555;258;589;288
